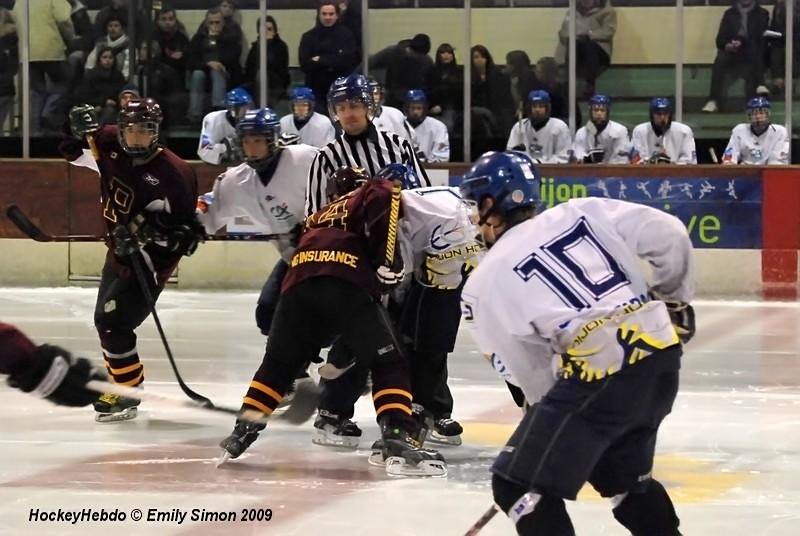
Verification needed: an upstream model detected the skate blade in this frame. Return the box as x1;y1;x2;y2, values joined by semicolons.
95;407;138;423
385;456;447;477
311;429;360;450
216;451;232;468
367;451;385;466
427;432;463;447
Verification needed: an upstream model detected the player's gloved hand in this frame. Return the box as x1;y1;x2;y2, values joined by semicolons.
162;216;207;257
511;144;526;152
583;148;605;164
648;152;672;165
650;292;695;344
68;104;100;138
288;223;303;248
196;192;215;214
376;263;405;289
279;132;300;147
7;344;107;407
111;223;140;257
222;136;243;164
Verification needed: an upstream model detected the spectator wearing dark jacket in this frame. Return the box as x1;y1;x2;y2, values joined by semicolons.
338;0;362;61
65;0;95;90
370;33;433;109
0;4;17;131
702;0;770;112
471;44;514;139
85;15;130;79
767;0;800;95
244;16;290;107
94;0;145;46
149;5;190;97
428;43;463;133
298;2;357;114
77;46;127;125
506;50;538;119
187;7;243;122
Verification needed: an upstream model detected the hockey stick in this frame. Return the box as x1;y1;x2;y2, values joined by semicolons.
85;379;320;425
6;205;286;243
384;180;402;265
708;147;719;164
463;504;500;536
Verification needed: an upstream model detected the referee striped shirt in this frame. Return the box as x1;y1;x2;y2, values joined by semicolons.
305;124;431;215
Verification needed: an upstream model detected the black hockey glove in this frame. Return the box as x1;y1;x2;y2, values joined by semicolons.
648;152;672;165
376;257;405;290
664;301;695;344
111;223;140;257
7;344;107;407
583;148;605;164
164;217;207;257
68;104;100;138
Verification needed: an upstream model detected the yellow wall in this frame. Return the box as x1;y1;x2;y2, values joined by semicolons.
175;6;747;66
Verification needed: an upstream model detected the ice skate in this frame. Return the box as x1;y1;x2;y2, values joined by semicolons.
376;416;447;477
427;418;463;446
94;392;140;423
312;410;362;449
217;419;266;466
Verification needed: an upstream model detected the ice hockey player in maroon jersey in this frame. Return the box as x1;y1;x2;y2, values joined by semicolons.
58;99;204;423
0;323;106;407
219;169;446;476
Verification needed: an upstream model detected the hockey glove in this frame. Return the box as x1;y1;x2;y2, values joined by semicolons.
664;301;695;344
111;223;141;257
648;152;672;165
7;345;107;407
196;192;215;214
583;148;605;164
68;104;100;138
377;264;405;289
511;144;526;152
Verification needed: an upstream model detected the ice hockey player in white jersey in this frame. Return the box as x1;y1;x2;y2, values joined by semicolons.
404;89;450;163
506;90;571;164
196;107;318;340
573;94;631;164
368;78;416;142
722;96;789;165
459;150;694;536
631;97;696;165
279;86;336;148
197;88;254;165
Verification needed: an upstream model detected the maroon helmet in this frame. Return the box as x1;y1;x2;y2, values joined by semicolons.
326;166;368;203
117;98;163;158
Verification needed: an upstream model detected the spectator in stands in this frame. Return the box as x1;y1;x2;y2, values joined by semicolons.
0;3;16;132
244;16;290;107
555;0;616;97
767;0;800;96
30;0;74;136
148;5;189;99
65;0;95;92
85;16;130;79
118;85;138;109
298;2;358;115
76;46;126;125
428;43;463;134
370;34;434;109
701;0;770;113
471;44;514;139
506;50;538;120
338;0;363;60
187;7;243;124
94;0;144;46
632;97;697;164
217;0;247;66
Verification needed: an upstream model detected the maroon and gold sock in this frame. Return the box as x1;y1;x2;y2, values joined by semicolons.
102;348;144;387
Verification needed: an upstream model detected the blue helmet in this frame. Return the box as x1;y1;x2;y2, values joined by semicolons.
236;108;281;171
225;88;254;121
405;89;427;104
291;86;315;120
528;90;551;105
459;151;540;223
374;163;422;189
747;96;770;112
649;97;672;114
589;94;611;108
327;74;375;120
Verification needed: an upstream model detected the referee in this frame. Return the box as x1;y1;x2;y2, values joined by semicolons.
305;73;430;216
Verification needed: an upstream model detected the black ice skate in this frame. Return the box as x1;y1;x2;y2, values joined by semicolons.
312;410;362;449
94;392;140;423
374;416;447;477
217;419;266;466
428;418;464;447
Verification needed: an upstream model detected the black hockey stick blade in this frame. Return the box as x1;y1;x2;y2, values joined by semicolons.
6;205;48;241
277;379;322;424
